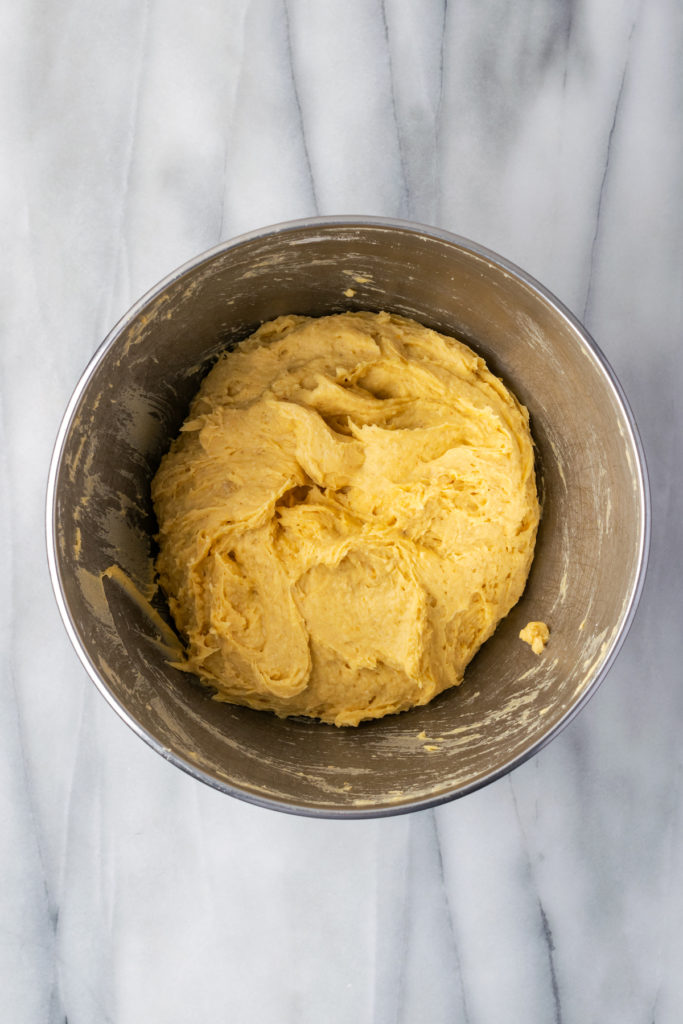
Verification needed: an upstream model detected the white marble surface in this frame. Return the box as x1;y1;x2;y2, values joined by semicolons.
3;1;682;1021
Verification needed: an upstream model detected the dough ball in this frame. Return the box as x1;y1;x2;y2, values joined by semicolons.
152;311;539;726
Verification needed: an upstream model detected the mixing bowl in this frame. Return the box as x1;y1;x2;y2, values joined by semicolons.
46;217;650;817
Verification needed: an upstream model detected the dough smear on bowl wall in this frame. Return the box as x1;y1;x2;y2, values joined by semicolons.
152;310;542;726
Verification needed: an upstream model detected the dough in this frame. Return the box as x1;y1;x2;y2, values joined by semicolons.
152;311;540;726
519;620;549;654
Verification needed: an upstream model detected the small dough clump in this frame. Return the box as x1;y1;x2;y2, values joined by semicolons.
519;620;550;654
152;312;540;726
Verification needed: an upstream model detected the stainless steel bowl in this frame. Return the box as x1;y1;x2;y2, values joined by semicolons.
46;218;650;817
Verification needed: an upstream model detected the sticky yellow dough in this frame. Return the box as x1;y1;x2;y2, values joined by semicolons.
519;620;549;654
152;311;540;726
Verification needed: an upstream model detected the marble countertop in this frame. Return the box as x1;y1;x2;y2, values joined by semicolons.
3;1;682;1021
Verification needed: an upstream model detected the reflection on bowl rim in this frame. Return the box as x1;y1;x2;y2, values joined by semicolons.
45;216;651;817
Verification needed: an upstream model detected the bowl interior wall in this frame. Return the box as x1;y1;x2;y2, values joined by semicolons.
52;224;645;813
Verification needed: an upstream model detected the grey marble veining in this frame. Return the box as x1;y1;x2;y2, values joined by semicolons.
2;1;683;1021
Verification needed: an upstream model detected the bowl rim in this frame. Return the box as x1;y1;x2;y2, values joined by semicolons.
45;215;652;818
